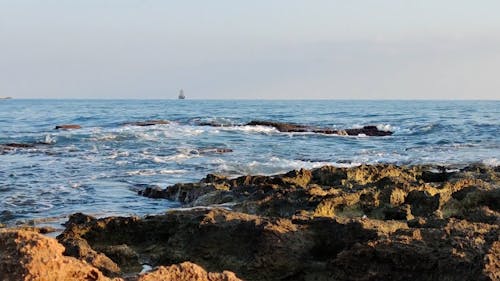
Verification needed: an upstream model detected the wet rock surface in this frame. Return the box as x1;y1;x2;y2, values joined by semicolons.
123;120;170;126
55;124;82;130
137;262;242;281
197;120;393;136
245;121;393;136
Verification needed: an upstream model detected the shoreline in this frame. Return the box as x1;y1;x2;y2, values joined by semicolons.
1;163;498;280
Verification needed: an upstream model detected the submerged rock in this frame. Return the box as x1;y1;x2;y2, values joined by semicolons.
1;143;36;154
245;120;393;136
123;120;170;126
55;124;82;130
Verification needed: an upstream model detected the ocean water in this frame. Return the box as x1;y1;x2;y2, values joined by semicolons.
0;99;498;226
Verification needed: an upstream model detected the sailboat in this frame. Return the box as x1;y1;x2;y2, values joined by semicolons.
178;89;186;100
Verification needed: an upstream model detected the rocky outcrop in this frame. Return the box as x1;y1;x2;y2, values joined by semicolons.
56;206;498;281
139;164;499;222
0;143;36;154
137;262;242;281
0;228;242;281
5;164;497;281
55;124;82;130
123;120;170;126
130;164;500;280
0;229;115;281
196;120;393;136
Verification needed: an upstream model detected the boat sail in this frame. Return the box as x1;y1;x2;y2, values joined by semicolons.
178;89;186;99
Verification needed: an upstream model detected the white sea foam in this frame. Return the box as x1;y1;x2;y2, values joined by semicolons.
212;156;360;177
126;169;186;176
219;125;279;134
107;151;130;159
376;124;396;132
41;134;57;144
482;158;499;166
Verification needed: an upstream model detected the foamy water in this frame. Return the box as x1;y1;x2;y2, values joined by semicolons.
0;99;498;226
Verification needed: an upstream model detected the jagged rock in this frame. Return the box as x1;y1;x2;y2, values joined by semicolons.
60;213;122;276
56;207;498;281
405;190;440;217
483;241;500;281
7;163;498;280
139;164;498;223
0;229;116;281
137;262;242;281
57;209;380;281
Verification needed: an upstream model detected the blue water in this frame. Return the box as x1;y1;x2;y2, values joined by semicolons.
0;100;499;226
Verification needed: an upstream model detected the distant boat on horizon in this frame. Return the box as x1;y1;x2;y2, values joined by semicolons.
178;89;186;100
0;96;12;100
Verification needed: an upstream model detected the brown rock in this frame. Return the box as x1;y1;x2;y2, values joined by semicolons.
137;262;242;281
0;229;116;281
483;241;500;281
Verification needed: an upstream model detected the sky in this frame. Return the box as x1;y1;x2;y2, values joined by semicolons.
1;1;499;99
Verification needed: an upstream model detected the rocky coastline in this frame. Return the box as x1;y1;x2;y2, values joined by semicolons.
1;164;499;281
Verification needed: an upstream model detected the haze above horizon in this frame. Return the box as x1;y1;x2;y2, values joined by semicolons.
1;1;499;100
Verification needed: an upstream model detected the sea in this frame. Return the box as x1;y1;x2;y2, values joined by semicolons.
0;99;498;227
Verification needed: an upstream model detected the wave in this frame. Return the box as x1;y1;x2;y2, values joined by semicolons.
126;169;186;176
210;156;360;177
217;125;279;134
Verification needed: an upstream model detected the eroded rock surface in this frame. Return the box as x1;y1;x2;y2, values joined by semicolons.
140;164;499;223
137;262;242;281
0;229;114;281
8;164;496;281
0;228;242;281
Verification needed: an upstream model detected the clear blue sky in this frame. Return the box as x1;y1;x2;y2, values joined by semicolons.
1;1;499;99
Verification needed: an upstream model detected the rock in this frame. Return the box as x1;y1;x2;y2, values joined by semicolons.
137;262;242;281
58;214;123;276
57;209;378;281
123;120;170;126
245;121;393;136
126;164;499;280
3;143;35;148
405;190;440;217
1;143;37;154
0;229;116;281
55;124;81;130
312;166;347;186
483;241;500;281
198;148;233;154
245;120;311;132
57;206;499;281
